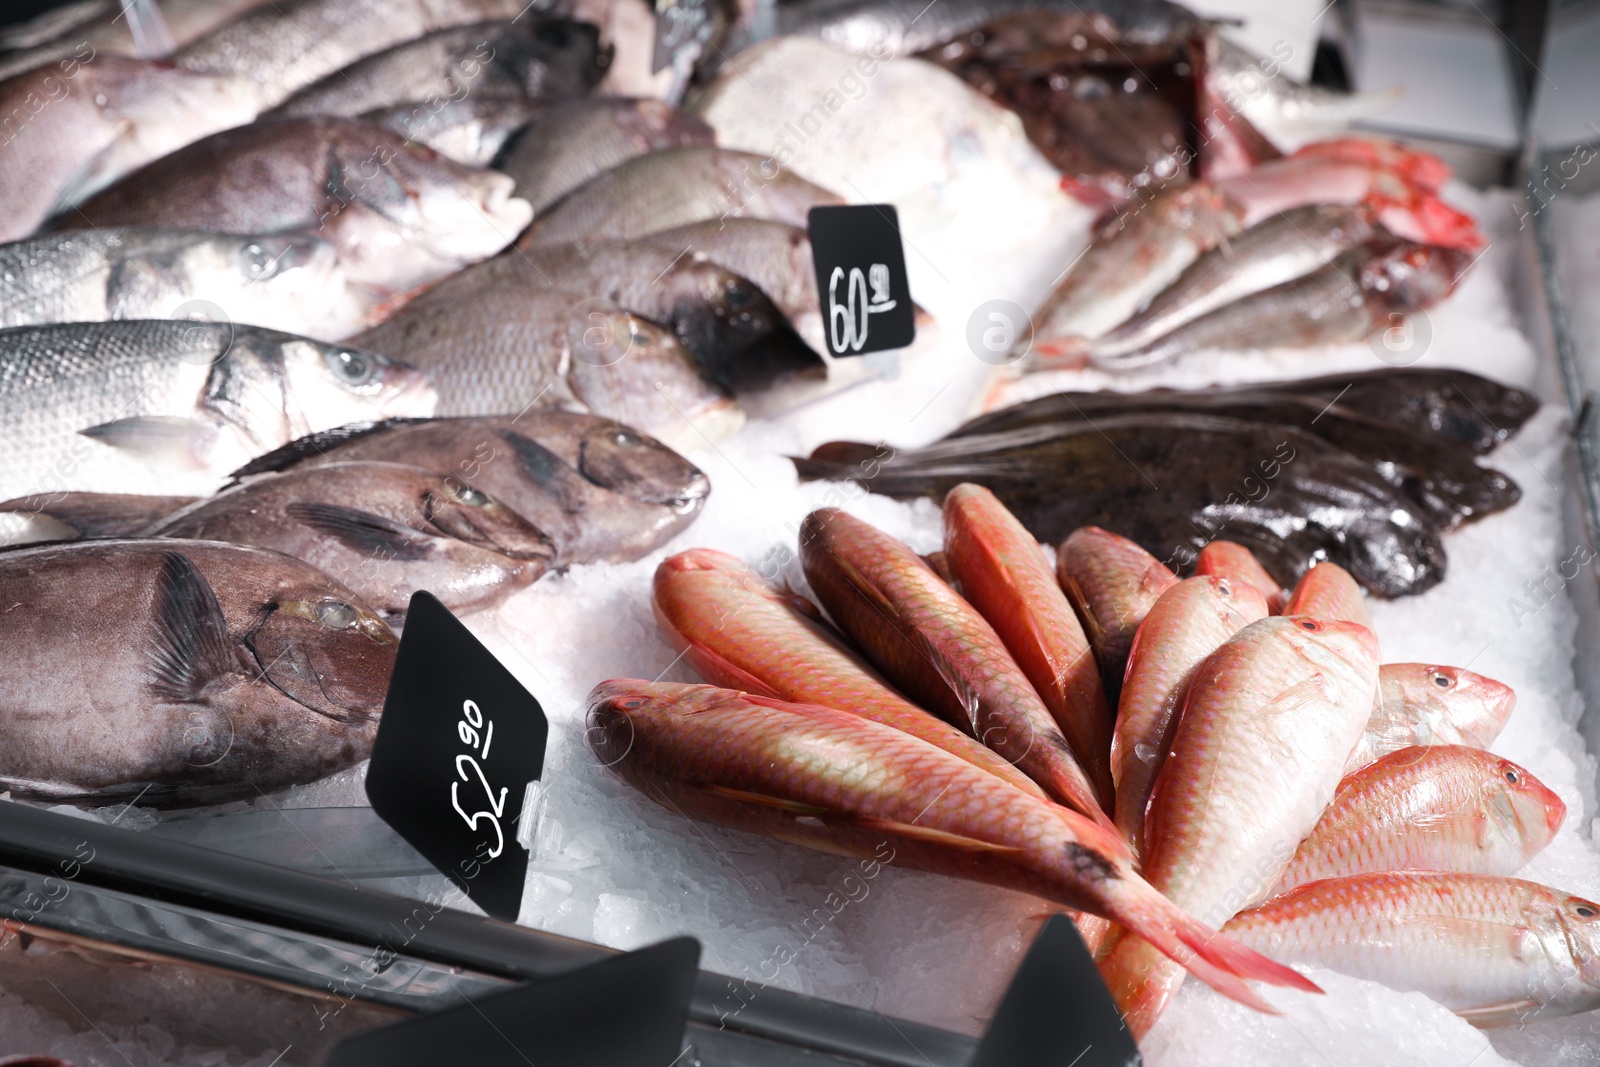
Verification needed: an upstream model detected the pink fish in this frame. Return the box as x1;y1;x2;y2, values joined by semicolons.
1347;663;1516;773
1194;541;1285;612
1283;561;1373;631
1055;526;1179;705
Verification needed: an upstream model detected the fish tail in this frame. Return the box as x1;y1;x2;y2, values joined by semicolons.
791;441;889;483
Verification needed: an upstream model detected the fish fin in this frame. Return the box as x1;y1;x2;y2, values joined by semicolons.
499;431;586;510
284;503;433;562
80;416;216;467
854;815;1023;855
1455;998;1543;1028
698;784;832;818
227;421;416;480
0;774;175;803
682;644;783;699
0;492;197;537
145;550;232;703
1255;674;1331;718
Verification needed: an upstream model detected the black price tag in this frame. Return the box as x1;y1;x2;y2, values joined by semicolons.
365;592;547;922
653;0;712;73
806;204;917;359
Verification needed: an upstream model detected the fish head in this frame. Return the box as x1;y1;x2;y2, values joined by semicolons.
576;416;712;514
411;471;557;566
1199;573;1271;623
277;339;436;434
1548;893;1600;1001
1391;664;1517;746
586;679;719;764
507;18;611;95
243;587;397;723
1481;755;1566;854
1281;616;1380;676
670;263;823;394
1359;240;1475;308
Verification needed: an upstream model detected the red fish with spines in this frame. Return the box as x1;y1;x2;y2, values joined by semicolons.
1271;745;1564;894
1194;540;1284;612
1113;575;1270;857
942;484;1114;812
650;547;1049;799
1283;560;1373;631
588;679;1321;1013
1054;527;1179;704
799;508;1116;834
1348;663;1516;773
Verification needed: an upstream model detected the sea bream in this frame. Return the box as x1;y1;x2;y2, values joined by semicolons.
0;539;396;806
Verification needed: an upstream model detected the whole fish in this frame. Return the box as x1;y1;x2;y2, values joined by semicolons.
1097;615;1380;1037
1195;541;1284;610
0;0;265;81
1271;746;1564;894
1081;205;1375;361
0;492;199;538
0;321;433;502
650;547;1048;798
0;55;257;241
363;94;549;167
65;117;533;295
1055;526;1178;698
498;97;716;217
1348;663;1516;774
942;484;1115;811
1024;184;1244;359
518;147;844;248
147;461;556;618
0;539;395;806
1283;561;1372;630
1113;575;1269;856
799;416;1449;597
0;229;368;342
172;0;529;109
588;679;1317;1012
268;19;607;119
348;287;742;449
798;508;1114;828
1224;873;1600;1025
229;413;710;566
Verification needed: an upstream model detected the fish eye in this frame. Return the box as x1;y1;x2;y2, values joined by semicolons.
243;242;279;279
1214;578;1232;597
1432;671;1454;689
314;599;359;630
1576;904;1597;918
620;697;645;709
326;348;375;386
724;283;754;308
1504;768;1520;784
612;429;641;448
451;484;489;507
1297;619;1321;632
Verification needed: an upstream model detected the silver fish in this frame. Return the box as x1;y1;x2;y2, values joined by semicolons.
65;117;533;295
0;539;396;806
0;0;265;81
362;93;550;167
0;321;435;504
1210;37;1400;152
517;146;844;247
498;97;715;217
149;461;555;618
0;228;368;341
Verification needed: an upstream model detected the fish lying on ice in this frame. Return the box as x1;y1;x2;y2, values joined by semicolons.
0;0;265;81
1348;663;1516;773
1054;525;1178;697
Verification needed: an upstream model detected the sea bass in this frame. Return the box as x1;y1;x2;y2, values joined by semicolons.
0;229;367;342
148;461;556;619
65;117;532;295
942;484;1115;810
1225;873;1600;1025
588;679;1317;1012
799;508;1114;828
650;547;1048;797
1097;615;1380;1037
1271;746;1564;894
1195;541;1284;610
0;321;433;503
1113;575;1269;856
0;0;265;81
1348;663;1516;773
0;539;395;805
229;413;710;566
363;93;548;167
1055;526;1178;698
1283;561;1372;631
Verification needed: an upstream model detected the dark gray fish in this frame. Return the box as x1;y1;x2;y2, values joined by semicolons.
231;413;711;565
796;413;1449;597
149;461;555;618
268;19;608;120
498;97;715;217
363;94;550;167
0;539;396;806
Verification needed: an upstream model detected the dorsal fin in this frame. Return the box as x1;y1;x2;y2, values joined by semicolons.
227;420;430;480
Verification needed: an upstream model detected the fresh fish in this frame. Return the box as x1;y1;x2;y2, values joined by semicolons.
0;55;257;241
1091;238;1474;370
269;19;607;119
147;461;555;618
1195;541;1284;610
518;147;844;248
0;539;395;806
1283;561;1371;630
0;0;265;81
229;413;710;566
1348;663;1516;774
798;416;1449;597
650;547;1048;798
1294;138;1451;192
1025;184;1244;359
1208;38;1400;152
0;492;198;538
362;93;549;167
66;117;533;295
1224;873;1600;1025
942;484;1114;810
1055;526;1178;697
1097;615;1380;1037
587;679;1318;1012
798;507;1115;828
348;286;743;450
0;321;434;503
1081;205;1375;361
172;0;529;109
498;97;715;217
1271;746;1564;894
1112;575;1268;857
0;229;368;342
